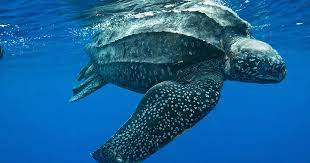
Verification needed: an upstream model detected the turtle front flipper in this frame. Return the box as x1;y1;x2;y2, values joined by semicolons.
92;68;224;162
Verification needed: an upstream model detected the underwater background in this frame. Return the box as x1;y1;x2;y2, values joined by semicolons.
0;0;309;162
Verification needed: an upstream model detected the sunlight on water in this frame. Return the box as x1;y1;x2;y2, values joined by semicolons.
224;0;310;49
0;0;308;57
0;1;94;56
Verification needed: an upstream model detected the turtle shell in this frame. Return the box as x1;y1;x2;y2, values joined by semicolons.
86;0;250;65
88;31;225;67
89;0;250;47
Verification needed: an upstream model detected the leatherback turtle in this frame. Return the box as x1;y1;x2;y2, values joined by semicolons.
70;1;286;162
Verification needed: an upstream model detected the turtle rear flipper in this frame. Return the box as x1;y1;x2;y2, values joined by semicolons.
70;63;107;102
76;62;96;81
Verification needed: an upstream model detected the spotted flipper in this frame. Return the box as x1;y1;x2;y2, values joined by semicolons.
70;63;107;102
92;70;223;162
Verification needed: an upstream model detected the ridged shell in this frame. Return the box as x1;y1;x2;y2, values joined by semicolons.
86;0;250;64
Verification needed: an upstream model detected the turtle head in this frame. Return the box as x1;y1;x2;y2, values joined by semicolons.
225;38;286;84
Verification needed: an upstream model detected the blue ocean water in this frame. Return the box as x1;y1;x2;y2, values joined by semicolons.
0;0;309;162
